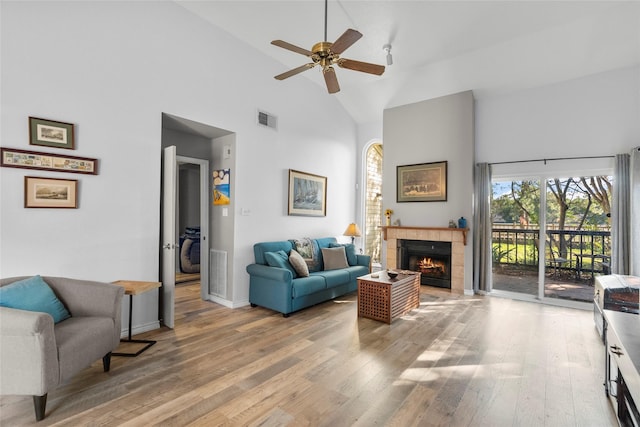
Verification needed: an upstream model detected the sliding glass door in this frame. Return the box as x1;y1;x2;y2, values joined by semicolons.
491;174;612;306
543;176;612;303
491;179;540;297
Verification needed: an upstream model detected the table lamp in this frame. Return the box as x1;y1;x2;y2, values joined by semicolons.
343;223;362;244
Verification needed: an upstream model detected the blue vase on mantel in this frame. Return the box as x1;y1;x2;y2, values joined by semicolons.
458;217;467;229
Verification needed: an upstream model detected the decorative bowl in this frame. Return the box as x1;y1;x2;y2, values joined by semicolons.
387;270;398;279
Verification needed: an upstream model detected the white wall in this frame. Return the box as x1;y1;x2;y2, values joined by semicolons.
1;1;359;331
476;65;640;168
382;91;475;291
211;133;236;303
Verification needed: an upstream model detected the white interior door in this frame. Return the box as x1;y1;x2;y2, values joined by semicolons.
162;145;177;328
198;161;209;301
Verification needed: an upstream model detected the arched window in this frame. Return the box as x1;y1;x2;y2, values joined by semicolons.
364;142;383;265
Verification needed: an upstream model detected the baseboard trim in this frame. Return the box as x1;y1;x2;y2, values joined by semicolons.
120;320;160;338
206;295;249;309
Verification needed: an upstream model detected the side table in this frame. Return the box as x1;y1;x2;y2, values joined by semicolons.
112;280;162;357
357;271;421;324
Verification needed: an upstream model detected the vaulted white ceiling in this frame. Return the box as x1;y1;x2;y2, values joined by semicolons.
176;1;640;124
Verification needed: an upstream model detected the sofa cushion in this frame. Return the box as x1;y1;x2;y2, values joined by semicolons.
345;265;371;281
264;250;298;278
292;275;327;297
254;241;295;265
0;275;71;324
329;243;358;266
315;237;338;249
312;270;351;288
321;247;349;271
289;249;309;277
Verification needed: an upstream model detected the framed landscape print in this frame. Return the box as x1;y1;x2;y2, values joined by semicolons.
397;161;447;202
29;117;75;150
24;176;78;208
288;169;327;216
1;147;98;175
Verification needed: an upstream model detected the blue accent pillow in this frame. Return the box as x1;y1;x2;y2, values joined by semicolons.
0;275;71;323
264;250;298;278
329;243;358;266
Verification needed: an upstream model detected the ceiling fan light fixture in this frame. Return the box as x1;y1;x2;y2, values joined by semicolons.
271;0;385;94
383;44;393;66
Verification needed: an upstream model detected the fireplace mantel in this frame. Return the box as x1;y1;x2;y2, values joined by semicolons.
381;226;469;245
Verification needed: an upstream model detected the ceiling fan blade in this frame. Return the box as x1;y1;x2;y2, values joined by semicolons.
271;40;313;57
330;29;362;54
274;63;316;80
338;59;385;76
323;67;340;94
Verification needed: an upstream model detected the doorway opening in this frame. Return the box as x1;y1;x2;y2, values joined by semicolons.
176;161;204;285
160;113;234;328
176;156;209;292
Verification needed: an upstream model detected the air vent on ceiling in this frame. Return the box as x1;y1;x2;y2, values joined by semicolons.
257;109;277;130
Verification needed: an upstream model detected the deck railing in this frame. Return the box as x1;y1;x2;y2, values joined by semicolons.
492;227;611;277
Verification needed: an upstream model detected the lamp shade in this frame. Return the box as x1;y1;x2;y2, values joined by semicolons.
343;223;362;238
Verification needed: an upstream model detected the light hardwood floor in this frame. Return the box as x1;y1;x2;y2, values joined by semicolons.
175;272;200;284
1;284;617;426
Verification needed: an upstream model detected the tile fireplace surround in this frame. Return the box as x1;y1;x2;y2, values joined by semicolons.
381;226;468;294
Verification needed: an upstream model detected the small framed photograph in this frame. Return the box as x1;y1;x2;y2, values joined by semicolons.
288;169;327;216
29;117;75;149
25;176;78;208
397;161;447;202
1;147;98;175
213;169;231;205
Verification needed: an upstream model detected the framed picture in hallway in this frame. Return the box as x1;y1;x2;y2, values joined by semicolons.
29;117;75;150
288;169;327;216
1;147;98;175
24;176;78;208
397;161;447;202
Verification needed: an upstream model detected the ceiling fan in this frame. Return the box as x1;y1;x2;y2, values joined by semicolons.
271;0;385;94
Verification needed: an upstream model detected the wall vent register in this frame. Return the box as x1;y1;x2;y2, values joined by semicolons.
257;110;277;130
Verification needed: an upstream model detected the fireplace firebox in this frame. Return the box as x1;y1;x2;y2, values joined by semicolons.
397;239;451;289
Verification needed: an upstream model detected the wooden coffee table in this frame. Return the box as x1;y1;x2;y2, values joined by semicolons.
357;271;421;323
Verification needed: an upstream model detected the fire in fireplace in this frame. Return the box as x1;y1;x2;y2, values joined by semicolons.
417;257;447;277
397;239;452;289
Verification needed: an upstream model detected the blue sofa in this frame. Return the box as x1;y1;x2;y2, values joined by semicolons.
246;237;371;317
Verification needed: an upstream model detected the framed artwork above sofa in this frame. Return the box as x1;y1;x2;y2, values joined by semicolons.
288;169;327;216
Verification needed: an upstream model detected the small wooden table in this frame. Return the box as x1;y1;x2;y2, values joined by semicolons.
112;280;162;357
357;271;421;324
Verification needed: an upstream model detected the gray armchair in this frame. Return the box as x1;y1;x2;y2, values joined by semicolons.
0;276;124;421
